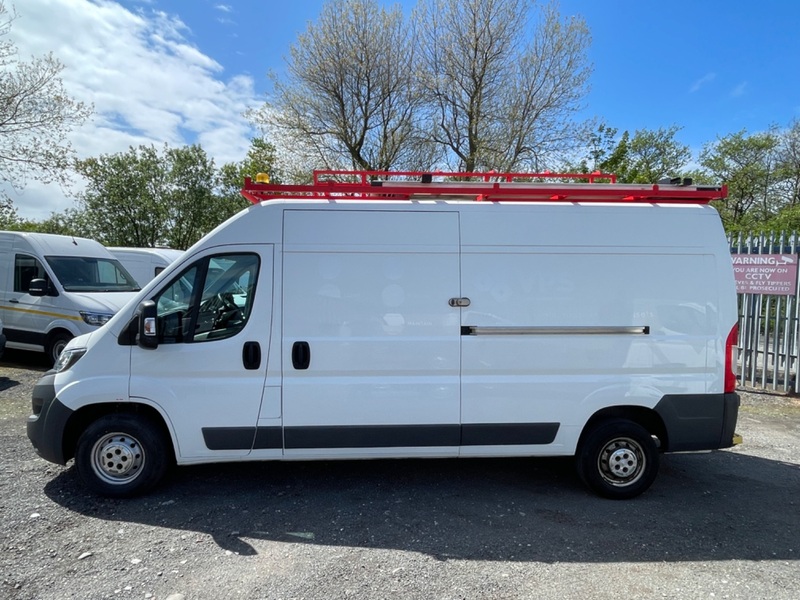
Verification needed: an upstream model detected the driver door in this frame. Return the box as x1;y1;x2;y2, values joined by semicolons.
129;246;275;460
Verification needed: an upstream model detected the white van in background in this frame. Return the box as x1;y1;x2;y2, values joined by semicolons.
26;173;741;499
0;232;139;363
106;247;184;286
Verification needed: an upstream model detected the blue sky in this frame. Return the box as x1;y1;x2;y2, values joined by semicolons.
7;0;800;219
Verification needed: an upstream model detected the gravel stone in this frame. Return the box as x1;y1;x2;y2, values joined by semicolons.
2;349;798;599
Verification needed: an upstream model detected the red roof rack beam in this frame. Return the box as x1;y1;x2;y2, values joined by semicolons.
241;171;728;204
311;170;617;184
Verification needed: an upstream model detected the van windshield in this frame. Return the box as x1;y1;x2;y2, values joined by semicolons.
46;256;140;292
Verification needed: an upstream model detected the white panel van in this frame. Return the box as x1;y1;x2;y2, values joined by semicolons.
0;232;140;363
26;174;740;499
106;247;184;286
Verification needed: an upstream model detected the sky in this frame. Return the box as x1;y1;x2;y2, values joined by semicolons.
6;0;800;221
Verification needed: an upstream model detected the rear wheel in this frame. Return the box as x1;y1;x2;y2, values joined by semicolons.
75;414;170;498
576;419;659;499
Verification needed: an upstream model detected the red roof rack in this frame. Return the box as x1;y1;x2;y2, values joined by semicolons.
241;170;727;205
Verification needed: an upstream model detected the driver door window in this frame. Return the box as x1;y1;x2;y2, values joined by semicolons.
154;254;259;344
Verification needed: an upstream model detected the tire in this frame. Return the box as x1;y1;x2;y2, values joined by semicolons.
75;414;170;498
46;331;73;366
576;419;660;500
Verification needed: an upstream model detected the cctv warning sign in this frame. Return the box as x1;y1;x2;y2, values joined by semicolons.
731;254;798;295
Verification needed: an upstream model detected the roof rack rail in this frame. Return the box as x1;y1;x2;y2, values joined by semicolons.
241;170;728;205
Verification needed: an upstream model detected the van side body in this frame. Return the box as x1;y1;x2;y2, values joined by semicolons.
0;231;139;363
26;200;740;498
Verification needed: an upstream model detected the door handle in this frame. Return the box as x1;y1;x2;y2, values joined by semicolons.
292;341;311;370
242;341;261;370
9;299;19;304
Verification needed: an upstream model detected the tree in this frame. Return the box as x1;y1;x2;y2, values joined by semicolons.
564;123;627;175
773;119;800;208
218;137;283;210
74;144;224;250
617;126;691;183
415;0;592;171
0;2;91;211
162;144;220;250
251;0;434;173
564;125;692;185
699;130;780;229
74;145;168;247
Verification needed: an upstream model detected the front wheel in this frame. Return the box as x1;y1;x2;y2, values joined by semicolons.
576;419;660;500
75;414;170;498
46;331;73;366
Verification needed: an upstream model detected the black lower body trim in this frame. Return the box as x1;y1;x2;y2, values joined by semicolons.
285;424;461;449
462;423;559;446
202;423;560;451
655;392;740;451
5;327;46;347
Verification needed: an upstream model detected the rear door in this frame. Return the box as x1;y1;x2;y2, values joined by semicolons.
281;210;462;457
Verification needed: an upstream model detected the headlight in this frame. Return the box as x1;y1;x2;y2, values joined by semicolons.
80;311;113;326
54;347;87;373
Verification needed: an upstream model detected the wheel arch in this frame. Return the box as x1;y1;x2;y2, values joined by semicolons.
62;402;175;464
578;405;668;453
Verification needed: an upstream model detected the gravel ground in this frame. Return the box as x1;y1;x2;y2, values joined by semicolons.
1;349;799;600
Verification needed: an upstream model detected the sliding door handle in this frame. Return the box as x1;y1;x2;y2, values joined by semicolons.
292;341;311;370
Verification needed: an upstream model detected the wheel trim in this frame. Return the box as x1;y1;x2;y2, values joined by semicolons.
90;432;145;486
597;436;646;487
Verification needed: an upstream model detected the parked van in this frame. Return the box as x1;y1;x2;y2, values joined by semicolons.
0;316;6;360
27;173;740;499
107;247;184;286
0;232;139;363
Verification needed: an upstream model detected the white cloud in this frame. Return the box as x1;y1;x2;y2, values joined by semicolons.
731;81;747;97
5;0;260;221
689;72;716;93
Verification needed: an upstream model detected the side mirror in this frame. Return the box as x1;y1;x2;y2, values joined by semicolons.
29;278;59;297
136;300;159;349
28;278;48;297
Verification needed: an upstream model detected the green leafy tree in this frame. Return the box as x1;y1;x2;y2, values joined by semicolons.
75;144;226;250
162;144;219;250
565;125;691;184
74;145;168;247
218;138;283;210
617;126;691;183
700;130;780;230
0;2;92;215
564;123;626;176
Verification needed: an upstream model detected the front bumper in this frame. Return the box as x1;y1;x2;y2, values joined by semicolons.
26;371;73;465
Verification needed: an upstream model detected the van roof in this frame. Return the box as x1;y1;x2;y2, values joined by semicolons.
107;247;184;261
0;231;113;258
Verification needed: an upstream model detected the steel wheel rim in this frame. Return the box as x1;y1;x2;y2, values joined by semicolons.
90;431;145;486
597;436;646;487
